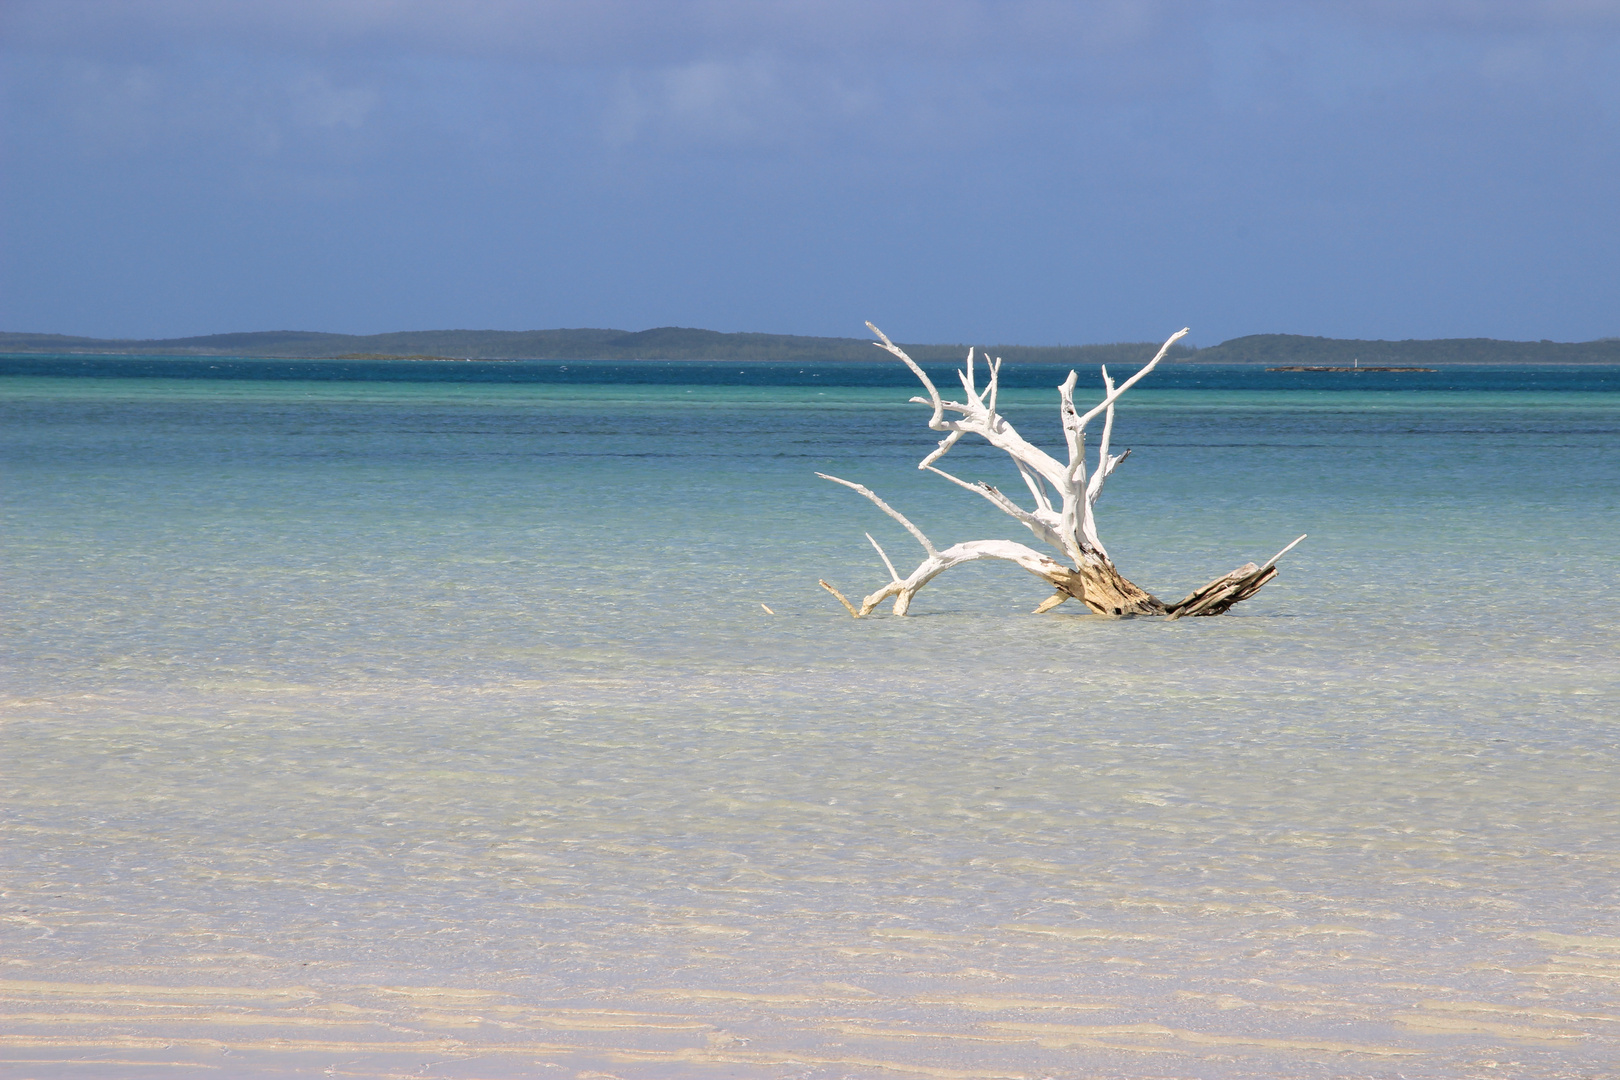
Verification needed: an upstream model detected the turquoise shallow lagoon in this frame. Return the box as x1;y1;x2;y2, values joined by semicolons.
2;361;1618;1078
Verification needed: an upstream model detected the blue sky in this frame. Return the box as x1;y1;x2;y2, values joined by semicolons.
3;1;1617;345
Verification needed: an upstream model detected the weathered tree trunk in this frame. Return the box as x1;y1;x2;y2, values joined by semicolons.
1043;557;1167;616
818;324;1305;618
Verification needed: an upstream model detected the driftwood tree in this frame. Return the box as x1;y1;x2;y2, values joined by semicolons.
818;324;1305;618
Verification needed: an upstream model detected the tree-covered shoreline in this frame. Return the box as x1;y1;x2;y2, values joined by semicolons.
2;326;1616;365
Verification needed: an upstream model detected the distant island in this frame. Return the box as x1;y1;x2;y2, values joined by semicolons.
332;352;496;361
2;327;1617;365
1202;334;1619;366
1266;365;1435;372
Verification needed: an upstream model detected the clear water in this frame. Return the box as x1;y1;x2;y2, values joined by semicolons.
3;361;1618;1078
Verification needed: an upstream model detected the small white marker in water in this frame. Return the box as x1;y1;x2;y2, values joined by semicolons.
761;603;775;614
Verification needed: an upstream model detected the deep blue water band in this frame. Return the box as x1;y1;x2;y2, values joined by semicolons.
3;354;1620;392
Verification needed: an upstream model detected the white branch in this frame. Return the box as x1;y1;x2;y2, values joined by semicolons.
958;348;981;405
867;532;901;582
1015;460;1052;513
819;321;1298;619
1092;449;1130;497
1082;363;1133;536
1086;366;1118;506
867;321;944;428
1263;533;1308;570
1096;366;1116;461
869;322;1070;489
1074;328;1188;429
1057;370;1086;485
854;324;1201;575
1032;591;1069;614
818;579;860;617
922;465;1066;552
817;472;937;556
862;539;1075;616
919;429;963;469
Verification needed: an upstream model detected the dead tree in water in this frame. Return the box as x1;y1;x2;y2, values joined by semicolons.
818;323;1305;618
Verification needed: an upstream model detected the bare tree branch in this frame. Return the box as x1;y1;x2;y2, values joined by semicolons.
867;532;900;583
816;472;937;557
818;324;1301;618
922;465;1066;552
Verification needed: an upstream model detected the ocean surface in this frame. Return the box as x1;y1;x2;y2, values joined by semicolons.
2;356;1618;1079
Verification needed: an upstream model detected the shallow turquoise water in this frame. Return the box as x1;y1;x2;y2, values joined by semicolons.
2;368;1618;1078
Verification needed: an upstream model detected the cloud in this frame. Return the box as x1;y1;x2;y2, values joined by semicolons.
0;1;1177;64
2;0;1192;157
601;54;999;154
288;72;379;130
8;2;1615;148
12;55;382;157
605;57;805;149
8;0;1617;180
8;0;1619;69
1333;0;1620;32
5;0;1620;340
